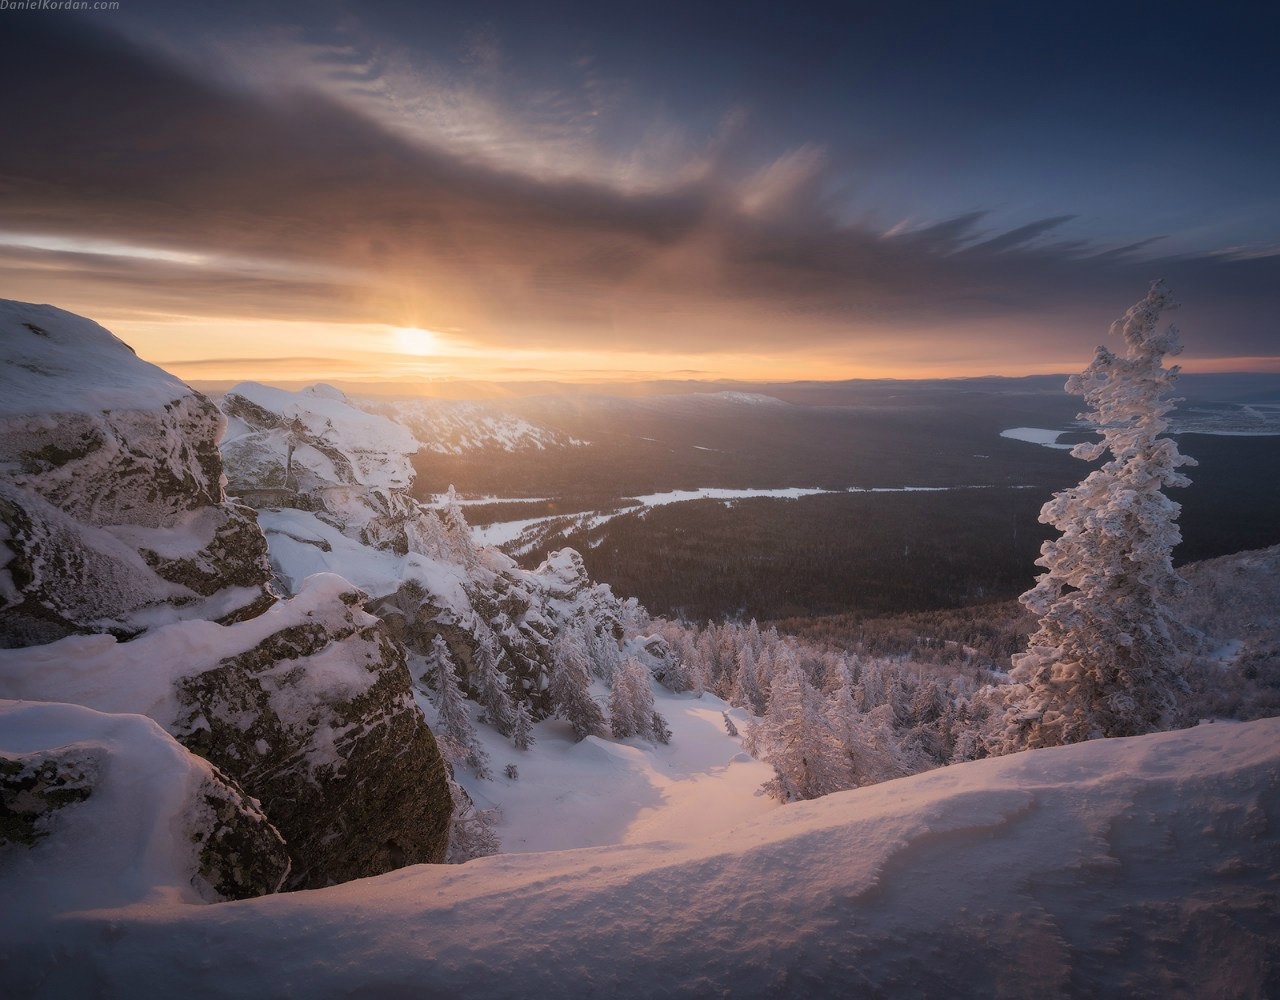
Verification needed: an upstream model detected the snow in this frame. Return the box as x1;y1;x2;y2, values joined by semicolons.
0;573;379;727
685;391;786;406
0;700;232;916
472;511;600;547
424;494;553;506
4;717;1277;997
631;486;831;506
0;300;192;417
227;382;418;490
1000;426;1076;449
427;684;775;853
257;507;472;604
376;398;586;454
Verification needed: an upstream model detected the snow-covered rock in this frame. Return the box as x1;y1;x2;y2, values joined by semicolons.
219;384;629;720
220;381;470;564
3;717;1276;998
0;302;454;889
0;301;273;644
0;573;454;887
0;699;290;913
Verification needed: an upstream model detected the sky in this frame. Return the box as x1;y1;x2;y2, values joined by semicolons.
1;0;1277;383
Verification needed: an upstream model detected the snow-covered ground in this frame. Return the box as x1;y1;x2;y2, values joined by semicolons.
255;507;473;603
4;716;1277;998
421;683;776;853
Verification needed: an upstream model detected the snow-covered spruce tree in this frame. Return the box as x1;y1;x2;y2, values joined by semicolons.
609;656;669;742
584;613;622;682
825;661;904;787
744;659;850;802
548;627;607;741
471;626;517;737
1000;280;1196;750
441;484;479;567
428;635;492;780
511;698;535;751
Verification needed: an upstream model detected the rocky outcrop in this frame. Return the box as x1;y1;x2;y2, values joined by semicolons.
173;577;453;886
0;301;454;893
218;380;637;725
375;547;629;717
0;575;455;890
0;700;291;908
0;301;273;645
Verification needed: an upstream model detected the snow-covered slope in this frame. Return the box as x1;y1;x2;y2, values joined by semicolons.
427;683;775;854
0;300;191;418
4;717;1276;998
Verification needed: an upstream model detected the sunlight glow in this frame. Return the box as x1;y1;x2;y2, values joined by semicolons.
393;326;441;356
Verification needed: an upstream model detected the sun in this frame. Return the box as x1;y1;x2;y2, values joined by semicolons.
393;326;441;356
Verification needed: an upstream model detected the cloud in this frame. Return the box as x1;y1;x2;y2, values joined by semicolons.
0;17;1276;374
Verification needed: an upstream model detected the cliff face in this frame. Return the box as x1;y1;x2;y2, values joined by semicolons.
0;301;452;891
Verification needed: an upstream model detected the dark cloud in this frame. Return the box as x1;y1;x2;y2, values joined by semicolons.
0;17;1276;370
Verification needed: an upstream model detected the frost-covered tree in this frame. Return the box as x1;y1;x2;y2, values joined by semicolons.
650;710;673;745
653;637;697;694
548;627;607;741
584;614;622;682
511;698;535;751
445;779;500;863
619;596;650;635
609;657;669;742
745;659;849;802
825;662;903;787
471;626;517;737
730;645;763;713
441;484;479;566
428;635;491;780
1001;281;1196;750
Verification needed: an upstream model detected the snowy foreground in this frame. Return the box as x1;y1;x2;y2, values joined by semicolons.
4;716;1278;998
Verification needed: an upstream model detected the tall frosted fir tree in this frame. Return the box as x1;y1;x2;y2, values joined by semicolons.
1002;281;1196;749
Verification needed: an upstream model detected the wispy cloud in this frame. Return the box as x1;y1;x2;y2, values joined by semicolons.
0;16;1276;379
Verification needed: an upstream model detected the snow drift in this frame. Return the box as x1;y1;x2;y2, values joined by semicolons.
2;716;1276;997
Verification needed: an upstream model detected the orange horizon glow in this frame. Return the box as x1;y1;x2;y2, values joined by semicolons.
79;311;1276;390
